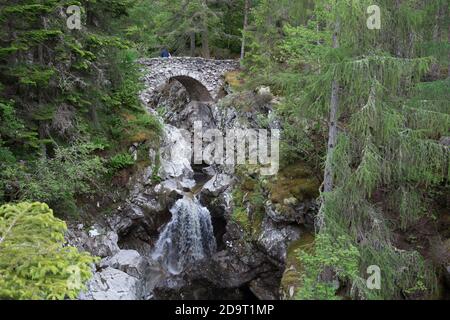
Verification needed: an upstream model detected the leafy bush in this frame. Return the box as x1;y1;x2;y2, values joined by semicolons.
108;152;135;171
0;202;97;300
129;113;162;134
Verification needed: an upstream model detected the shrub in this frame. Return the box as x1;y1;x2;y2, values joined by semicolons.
0;202;97;300
296;233;360;300
108;152;135;171
0;141;106;214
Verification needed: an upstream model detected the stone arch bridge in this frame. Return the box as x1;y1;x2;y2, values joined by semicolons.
139;57;240;104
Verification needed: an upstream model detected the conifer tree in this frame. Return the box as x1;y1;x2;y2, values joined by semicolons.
0;202;96;299
247;0;449;299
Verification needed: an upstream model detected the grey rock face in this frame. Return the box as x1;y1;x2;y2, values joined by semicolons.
444;265;450;288
101;250;149;279
67;226;120;258
67;225;154;300
199;174;233;218
80;267;141;300
249;277;280;300
257;217;302;263
439;136;450;147
158;125;194;180
202;174;232;197
265;199;317;227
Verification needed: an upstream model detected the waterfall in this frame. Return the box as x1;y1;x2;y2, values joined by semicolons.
152;196;217;275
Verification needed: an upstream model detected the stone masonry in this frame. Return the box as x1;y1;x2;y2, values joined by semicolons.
139;57;240;103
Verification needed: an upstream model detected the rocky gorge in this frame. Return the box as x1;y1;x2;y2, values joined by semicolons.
66;68;320;300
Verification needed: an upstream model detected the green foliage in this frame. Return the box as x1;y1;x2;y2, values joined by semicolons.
356;242;438;300
0;142;106;214
0;1;163;215
231;207;251;231
296;233;360;300
0;202;97;300
0;99;33;148
108;152;135;171
124;0;246;57
231;170;269;238
9;65;56;87
126;113;163;139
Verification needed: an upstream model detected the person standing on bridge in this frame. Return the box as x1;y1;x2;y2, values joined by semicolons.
160;47;171;58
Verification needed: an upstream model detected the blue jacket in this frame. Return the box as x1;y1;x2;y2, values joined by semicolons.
161;49;170;58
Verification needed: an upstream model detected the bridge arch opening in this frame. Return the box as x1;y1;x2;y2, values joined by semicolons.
169;76;213;102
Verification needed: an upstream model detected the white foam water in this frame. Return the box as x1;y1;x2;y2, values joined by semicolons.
151;196;216;274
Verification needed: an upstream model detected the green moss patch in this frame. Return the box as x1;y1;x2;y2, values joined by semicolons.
231;171;266;239
225;71;246;90
232;207;251;231
280;232;315;299
269;162;319;204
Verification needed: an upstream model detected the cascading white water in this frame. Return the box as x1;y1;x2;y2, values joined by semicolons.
152;196;217;275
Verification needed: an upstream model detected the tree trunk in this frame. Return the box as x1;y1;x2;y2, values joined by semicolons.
200;0;210;59
431;5;443;79
38;17;48;158
448;8;450;79
190;32;196;56
395;0;403;57
38;122;47;158
90;105;100;129
202;29;210;59
240;0;250;61
323;21;340;193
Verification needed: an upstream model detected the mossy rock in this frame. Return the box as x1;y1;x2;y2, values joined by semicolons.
232;170;267;239
218;91;256;112
288;178;320;201
280;232;315;300
250;209;265;239
231;206;266;240
241;176;257;192
269;162;319;204
232;207;251;232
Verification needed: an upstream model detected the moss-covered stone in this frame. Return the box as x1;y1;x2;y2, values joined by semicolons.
232;207;251;231
269;163;319;203
218;91;256;113
231;172;266;239
232;207;266;240
280;232;315;300
231;182;249;232
250;209;265;239
241;176;257;192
